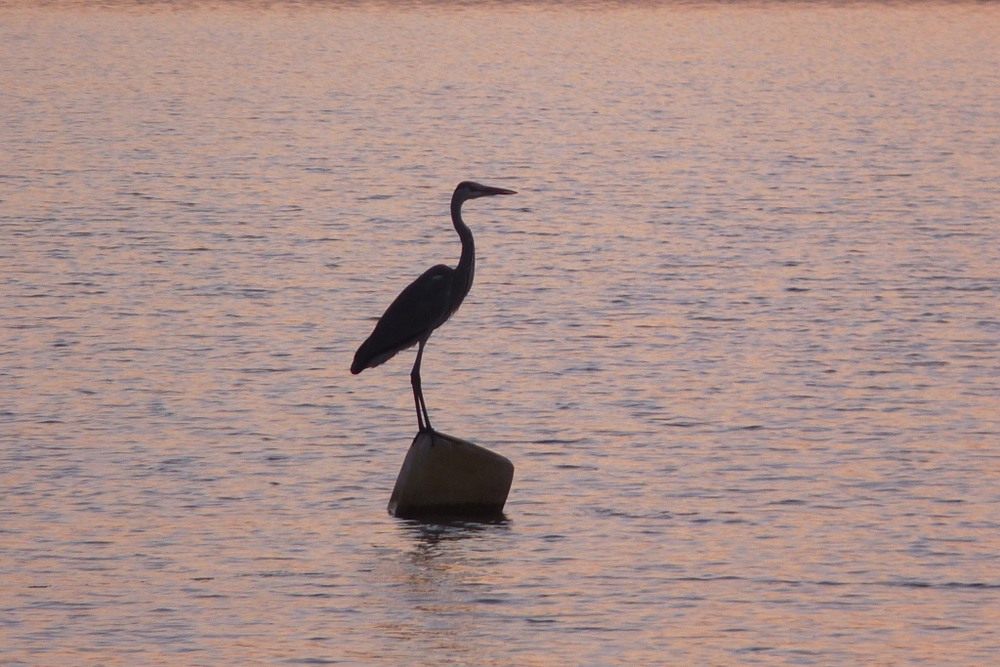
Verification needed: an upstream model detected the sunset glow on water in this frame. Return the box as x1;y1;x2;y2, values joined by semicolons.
2;1;998;664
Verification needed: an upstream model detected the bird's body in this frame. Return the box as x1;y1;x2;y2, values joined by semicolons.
351;263;459;372
351;181;516;432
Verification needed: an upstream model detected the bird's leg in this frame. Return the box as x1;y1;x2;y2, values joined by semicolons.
411;339;433;433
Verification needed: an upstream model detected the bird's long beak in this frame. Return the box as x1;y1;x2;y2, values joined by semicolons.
484;186;517;196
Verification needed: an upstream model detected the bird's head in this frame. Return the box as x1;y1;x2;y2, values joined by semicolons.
454;181;517;202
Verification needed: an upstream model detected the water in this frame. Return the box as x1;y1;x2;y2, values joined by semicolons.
2;1;998;664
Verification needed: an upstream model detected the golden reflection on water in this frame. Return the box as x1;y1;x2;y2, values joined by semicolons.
2;0;999;664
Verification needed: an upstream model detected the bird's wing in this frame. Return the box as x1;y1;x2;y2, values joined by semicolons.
351;265;455;373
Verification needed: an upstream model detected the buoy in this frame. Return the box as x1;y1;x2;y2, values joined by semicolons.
388;430;514;520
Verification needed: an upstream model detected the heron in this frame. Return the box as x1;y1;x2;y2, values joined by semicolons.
351;181;517;432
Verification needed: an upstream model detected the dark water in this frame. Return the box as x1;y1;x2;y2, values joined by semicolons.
2;1;998;664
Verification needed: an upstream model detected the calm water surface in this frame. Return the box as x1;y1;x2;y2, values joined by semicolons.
2;1;999;664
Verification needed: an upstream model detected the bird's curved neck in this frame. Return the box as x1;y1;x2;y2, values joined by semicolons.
451;195;475;296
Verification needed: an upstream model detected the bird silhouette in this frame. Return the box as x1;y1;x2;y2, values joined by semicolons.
351;181;517;432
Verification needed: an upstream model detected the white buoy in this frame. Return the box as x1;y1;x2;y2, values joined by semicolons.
388;431;514;520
